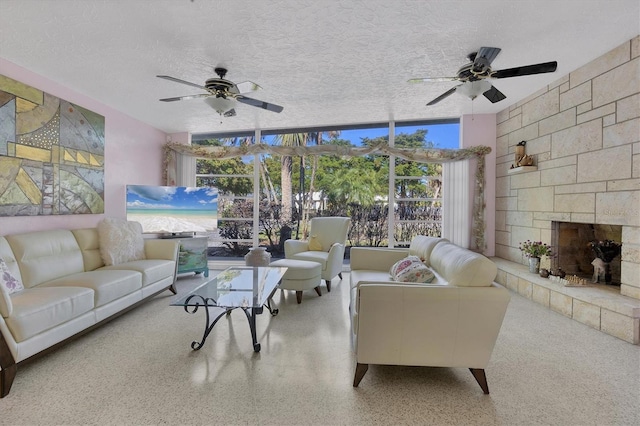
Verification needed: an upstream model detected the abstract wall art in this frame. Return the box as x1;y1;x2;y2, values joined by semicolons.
0;74;105;216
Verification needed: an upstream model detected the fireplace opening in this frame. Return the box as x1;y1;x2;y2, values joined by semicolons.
550;222;622;286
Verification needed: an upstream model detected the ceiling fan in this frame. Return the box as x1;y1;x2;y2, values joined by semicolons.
157;67;283;117
408;47;557;106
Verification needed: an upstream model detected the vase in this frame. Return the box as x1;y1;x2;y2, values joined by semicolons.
528;257;540;274
244;247;271;266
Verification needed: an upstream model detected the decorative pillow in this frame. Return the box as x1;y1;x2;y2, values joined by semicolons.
389;255;435;283
308;235;323;251
0;257;24;294
98;218;146;266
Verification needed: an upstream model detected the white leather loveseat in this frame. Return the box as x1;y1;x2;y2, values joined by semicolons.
349;236;510;394
0;225;179;398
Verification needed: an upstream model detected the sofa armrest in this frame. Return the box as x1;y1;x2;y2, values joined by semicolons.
350;247;409;272
0;286;12;318
144;239;179;261
354;283;510;368
284;239;309;257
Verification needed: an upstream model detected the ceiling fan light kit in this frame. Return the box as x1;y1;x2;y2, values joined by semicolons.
410;46;558;106
456;80;492;100
204;96;237;116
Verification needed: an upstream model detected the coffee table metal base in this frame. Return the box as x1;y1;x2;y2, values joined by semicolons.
183;294;278;352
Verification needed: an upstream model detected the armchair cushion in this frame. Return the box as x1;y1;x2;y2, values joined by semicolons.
308;235;323;251
389;256;435;283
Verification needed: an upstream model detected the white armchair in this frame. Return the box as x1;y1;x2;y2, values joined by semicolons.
284;217;351;292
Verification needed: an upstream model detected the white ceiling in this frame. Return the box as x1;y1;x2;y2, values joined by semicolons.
1;0;638;135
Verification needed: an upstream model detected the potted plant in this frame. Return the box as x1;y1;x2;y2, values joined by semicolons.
519;240;553;273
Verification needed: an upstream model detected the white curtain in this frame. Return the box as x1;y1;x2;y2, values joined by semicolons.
175;154;196;187
443;160;471;248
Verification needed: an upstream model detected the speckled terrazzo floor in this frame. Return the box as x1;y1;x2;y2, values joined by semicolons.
1;271;639;425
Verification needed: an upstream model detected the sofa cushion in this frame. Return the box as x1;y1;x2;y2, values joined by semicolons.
40;270;142;307
430;242;497;287
390;256;435;283
408;236;447;266
5;230;85;288
5;286;95;342
98;218;146;266
100;259;175;287
1;257;24;294
72;228;105;271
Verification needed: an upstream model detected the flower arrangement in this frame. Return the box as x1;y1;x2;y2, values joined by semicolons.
588;240;622;263
519;240;553;258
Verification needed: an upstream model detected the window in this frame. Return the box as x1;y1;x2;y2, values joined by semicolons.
193;120;459;256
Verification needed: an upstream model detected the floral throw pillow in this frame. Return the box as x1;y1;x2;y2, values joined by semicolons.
390;255;435;283
0;257;24;294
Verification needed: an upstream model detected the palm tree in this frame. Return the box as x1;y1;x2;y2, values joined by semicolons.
327;168;381;207
273;133;308;222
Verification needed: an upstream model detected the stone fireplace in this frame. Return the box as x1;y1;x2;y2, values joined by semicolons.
551;221;622;286
492;36;640;344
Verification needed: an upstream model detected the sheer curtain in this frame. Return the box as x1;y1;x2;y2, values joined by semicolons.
443;160;471;248
163;142;489;250
175;154;196;187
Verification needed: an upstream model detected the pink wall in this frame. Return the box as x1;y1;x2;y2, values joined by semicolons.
461;114;497;256
0;58;167;235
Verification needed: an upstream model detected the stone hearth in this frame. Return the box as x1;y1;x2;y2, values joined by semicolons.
493;258;640;344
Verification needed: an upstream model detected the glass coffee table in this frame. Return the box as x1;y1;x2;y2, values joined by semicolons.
171;266;287;352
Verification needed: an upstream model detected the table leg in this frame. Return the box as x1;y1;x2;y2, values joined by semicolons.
243;308;261;352
184;303;230;350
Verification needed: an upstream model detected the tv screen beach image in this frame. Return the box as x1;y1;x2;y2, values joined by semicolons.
126;185;218;234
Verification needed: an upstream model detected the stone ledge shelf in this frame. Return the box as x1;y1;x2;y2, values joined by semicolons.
492;257;640;345
507;165;537;174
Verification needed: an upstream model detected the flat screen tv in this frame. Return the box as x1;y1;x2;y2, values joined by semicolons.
126;185;218;236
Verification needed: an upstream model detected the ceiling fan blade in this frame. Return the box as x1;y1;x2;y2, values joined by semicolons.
157;75;207;90
408;77;459;83
159;93;211;102
482;85;507;103
426;85;460;106
236;81;262;93
492;61;558;79
475;47;501;65
236;95;284;113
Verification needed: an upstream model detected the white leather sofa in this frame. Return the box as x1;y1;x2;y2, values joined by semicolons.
349;236;510;393
0;227;179;398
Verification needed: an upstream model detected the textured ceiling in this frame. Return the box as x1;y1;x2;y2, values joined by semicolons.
1;0;638;135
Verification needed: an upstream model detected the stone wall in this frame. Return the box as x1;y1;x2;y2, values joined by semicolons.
495;36;640;299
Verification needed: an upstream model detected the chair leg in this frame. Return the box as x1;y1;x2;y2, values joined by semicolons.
469;368;490;394
325;279;332;292
168;284;177;295
295;291;303;304
314;286;322;297
353;363;369;387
